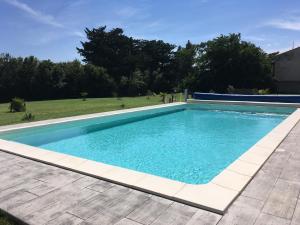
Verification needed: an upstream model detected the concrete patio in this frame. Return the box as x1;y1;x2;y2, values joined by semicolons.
0;121;300;225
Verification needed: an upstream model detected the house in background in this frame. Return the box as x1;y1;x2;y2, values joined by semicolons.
273;47;300;94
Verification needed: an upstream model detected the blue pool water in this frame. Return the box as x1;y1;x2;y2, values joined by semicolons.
0;104;294;184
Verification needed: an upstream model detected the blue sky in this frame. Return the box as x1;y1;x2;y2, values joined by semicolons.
1;0;300;62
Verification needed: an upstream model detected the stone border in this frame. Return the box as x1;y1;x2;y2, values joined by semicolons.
0;103;185;132
0;102;299;214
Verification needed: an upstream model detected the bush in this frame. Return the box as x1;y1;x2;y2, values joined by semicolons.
9;98;26;112
227;85;235;94
120;103;125;108
160;92;167;103
22;112;35;121
258;89;271;95
146;90;152;99
80;92;88;101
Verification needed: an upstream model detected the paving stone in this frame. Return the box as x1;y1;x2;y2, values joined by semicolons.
0;179;42;211
151;202;197;225
28;182;61;196
86;180;115;193
10;177;98;223
15;157;48;168
242;169;277;201
69;186;132;220
185;209;221;225
45;212;84;225
34;167;83;184
254;213;290;225
100;190;150;218
0;166;54;192
279;137;299;151
260;165;283;179
0;152;15;163
22;188;97;224
291;198;300;225
218;196;264;225
79;190;149;225
127;195;173;225
114;218;142;225
0;190;37;211
0;179;43;199
290;151;300;161
79;210;122;225
0;164;23;175
262;179;300;219
280;159;300;183
262;151;291;171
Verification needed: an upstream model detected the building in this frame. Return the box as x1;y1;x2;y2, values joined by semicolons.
273;47;300;94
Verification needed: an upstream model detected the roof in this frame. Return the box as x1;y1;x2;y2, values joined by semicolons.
277;46;300;56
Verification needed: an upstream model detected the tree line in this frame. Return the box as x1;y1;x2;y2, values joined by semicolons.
0;26;275;102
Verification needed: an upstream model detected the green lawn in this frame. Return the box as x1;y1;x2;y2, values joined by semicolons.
0;212;17;225
0;95;183;126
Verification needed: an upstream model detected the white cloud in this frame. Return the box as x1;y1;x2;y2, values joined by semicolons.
3;0;63;28
115;6;139;18
2;0;84;41
243;35;265;42
72;31;85;38
265;19;300;31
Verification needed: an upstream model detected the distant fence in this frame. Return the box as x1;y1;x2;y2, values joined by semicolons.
193;92;300;103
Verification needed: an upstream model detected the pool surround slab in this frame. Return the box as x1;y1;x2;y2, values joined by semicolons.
0;102;299;214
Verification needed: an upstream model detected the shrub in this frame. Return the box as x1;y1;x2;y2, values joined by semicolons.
258;89;271;95
227;85;235;94
9;98;26;112
22;112;35;121
80;92;88;101
146;90;152;96
120;103;125;108
252;89;258;94
160;92;167;103
146;90;152;100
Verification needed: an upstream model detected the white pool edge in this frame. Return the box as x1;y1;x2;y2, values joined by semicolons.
0;102;299;214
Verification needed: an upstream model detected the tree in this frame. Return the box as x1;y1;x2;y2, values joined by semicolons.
0;31;276;102
77;27;176;92
81;64;116;97
119;69;147;96
31;60;55;99
62;60;84;98
135;40;176;90
194;33;273;92
18;56;39;98
0;54;22;101
77;26;135;82
172;40;197;89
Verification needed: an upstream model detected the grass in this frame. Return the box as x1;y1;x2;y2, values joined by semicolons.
0;94;183;126
0;212;17;225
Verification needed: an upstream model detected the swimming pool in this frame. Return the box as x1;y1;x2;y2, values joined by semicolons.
0;103;294;184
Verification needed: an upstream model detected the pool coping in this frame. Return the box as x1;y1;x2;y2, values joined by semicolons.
0;102;299;214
